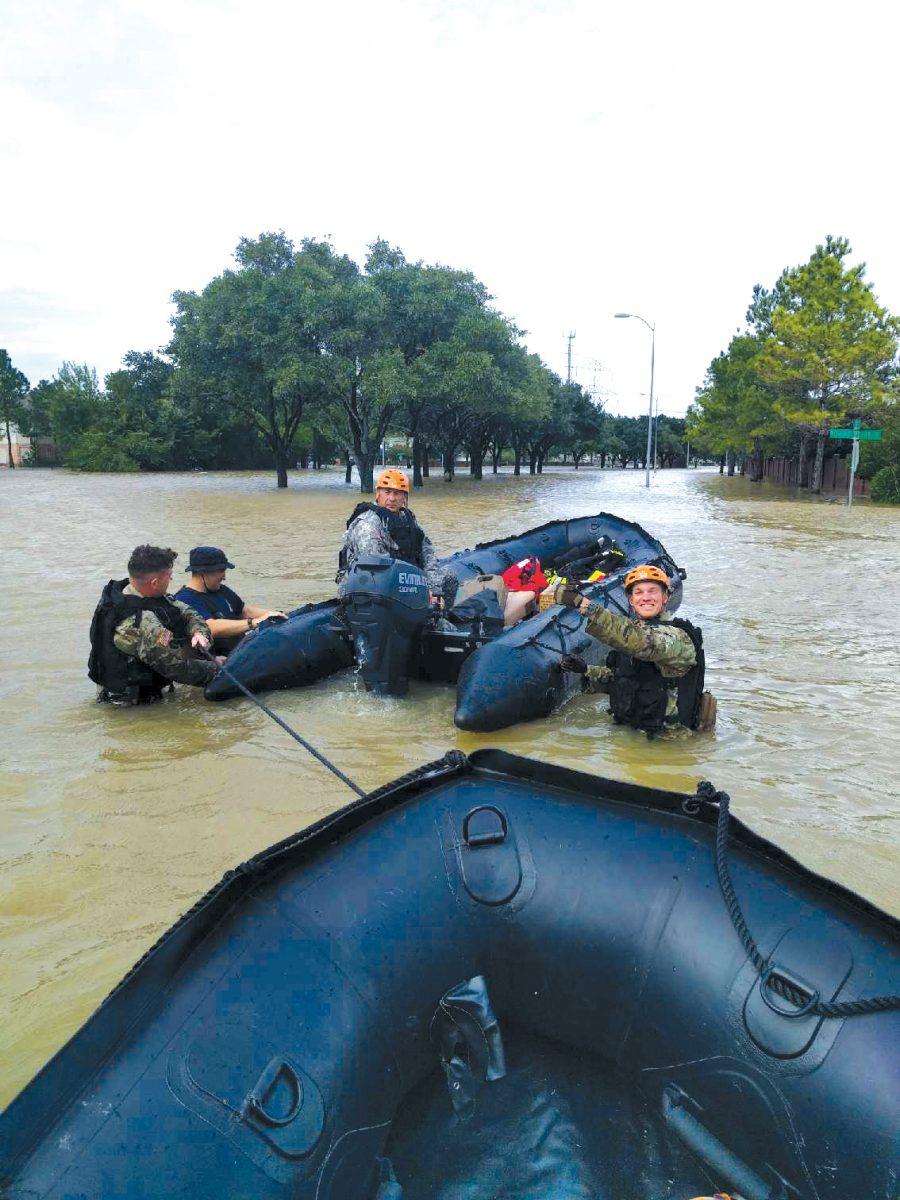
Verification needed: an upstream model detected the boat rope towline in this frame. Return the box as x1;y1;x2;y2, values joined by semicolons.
198;647;365;797
524;608;583;656
696;781;900;1018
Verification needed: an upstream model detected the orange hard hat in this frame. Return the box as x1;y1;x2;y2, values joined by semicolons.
624;564;670;592
375;468;410;493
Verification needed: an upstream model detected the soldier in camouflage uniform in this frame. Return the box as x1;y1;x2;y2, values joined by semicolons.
337;468;449;599
88;545;222;705
556;564;714;733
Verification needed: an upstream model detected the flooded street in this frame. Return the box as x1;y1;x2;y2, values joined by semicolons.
1;464;898;1105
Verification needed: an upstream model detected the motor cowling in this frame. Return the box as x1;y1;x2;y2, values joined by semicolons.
339;555;433;696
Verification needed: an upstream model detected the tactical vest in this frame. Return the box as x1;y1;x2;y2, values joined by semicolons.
606;616;705;733
339;503;426;572
88;579;189;702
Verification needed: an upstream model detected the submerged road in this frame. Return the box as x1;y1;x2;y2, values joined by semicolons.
1;465;898;1105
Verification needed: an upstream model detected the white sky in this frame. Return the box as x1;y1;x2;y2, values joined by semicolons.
3;0;898;418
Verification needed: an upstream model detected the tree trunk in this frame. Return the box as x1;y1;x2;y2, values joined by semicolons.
275;451;289;488
4;419;14;468
600;451;606;468
719;455;725;474
726;449;736;477
491;446;500;473
422;445;430;478
536;451;544;474
357;452;375;493
798;434;810;488
344;452;353;485
810;431;826;494
514;446;522;475
443;446;455;480
750;437;763;483
469;444;483;479
528;447;538;475
412;433;424;488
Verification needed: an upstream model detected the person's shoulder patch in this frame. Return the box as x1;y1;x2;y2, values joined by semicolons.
157;629;172;647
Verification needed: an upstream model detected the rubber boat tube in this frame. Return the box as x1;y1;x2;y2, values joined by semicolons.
205;599;353;700
206;512;682;728
2;751;897;1199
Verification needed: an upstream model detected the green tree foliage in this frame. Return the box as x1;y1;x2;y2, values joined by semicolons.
689;236;899;492
755;236;898;492
0;349;29;468
169;232;341;488
25;363;104;461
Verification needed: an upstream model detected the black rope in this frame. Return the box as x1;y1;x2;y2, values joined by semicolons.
199;647;365;797
696;781;900;1018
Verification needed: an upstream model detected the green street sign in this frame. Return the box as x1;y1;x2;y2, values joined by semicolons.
829;428;882;441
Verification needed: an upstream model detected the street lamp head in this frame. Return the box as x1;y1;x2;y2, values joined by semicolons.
614;312;631;319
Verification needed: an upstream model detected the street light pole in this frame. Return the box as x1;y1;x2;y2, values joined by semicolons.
615;312;655;488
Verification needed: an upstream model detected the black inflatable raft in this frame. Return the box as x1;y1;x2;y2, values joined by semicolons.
205;512;684;732
2;751;897;1199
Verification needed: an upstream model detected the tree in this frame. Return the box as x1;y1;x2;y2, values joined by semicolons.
169;232;339;488
366;242;492;487
563;386;605;467
755;236;899;493
24;363;104;460
0;350;29;467
103;351;176;469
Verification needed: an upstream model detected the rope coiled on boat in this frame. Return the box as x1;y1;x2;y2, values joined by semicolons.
696;780;900;1018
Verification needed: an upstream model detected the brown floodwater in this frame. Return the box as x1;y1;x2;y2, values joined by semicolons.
1;465;898;1106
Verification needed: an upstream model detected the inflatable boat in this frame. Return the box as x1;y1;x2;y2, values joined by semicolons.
205;512;685;732
2;750;897;1199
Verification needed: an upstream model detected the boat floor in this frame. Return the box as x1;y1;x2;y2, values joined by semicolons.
385;1028;714;1200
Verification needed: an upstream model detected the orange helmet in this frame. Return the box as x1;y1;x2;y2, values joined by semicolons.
375;468;410;493
624;564;670;593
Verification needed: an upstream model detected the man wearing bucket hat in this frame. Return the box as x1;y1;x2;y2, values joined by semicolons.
555;563;716;733
174;546;286;655
336;468;452;601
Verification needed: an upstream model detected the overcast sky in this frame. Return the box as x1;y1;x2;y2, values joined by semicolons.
3;0;898;418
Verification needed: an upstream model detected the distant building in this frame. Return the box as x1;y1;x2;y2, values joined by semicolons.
0;424;58;467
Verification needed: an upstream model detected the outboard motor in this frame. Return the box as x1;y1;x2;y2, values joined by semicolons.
339;555;433;696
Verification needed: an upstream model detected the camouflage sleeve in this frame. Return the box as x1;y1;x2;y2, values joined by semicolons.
583;605;696;678
170;597;213;641
419;534;445;594
583;664;613;693
337;512;393;581
113;613;217;687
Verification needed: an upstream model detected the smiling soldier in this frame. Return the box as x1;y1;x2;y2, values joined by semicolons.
555;564;716;734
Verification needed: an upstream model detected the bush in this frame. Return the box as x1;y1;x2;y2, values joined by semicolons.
870;465;900;504
65;430;139;472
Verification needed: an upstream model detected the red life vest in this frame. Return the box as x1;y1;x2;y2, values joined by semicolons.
501;555;548;594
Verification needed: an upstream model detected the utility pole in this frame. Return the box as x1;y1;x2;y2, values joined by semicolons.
566;331;576;384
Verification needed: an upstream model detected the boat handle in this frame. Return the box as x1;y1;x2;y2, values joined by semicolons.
759;964;821;1018
463;806;508;847
241;1056;303;1127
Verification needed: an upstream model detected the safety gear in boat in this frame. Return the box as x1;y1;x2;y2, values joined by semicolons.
607;616;705;732
624;563;671;593
88;578;189;704
375;467;410;493
501;555;548;594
